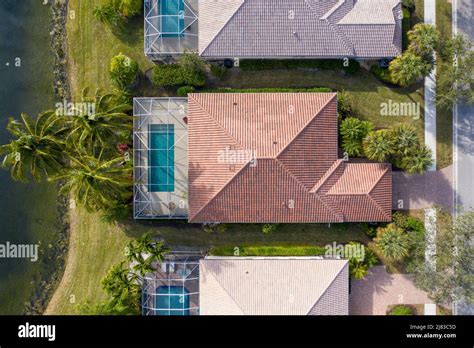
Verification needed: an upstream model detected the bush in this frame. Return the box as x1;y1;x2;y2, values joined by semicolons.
152;53;206;88
262;224;279;235
340;118;374;157
109;53;139;90
239;59;360;73
389;305;414;315
111;0;142;17
203;87;332;93
370;65;397;85
393;212;425;234
177;86;195;97
337;91;353;119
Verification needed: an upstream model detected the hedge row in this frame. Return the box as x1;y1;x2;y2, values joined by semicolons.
200;87;333;93
210;245;327;257
370;65;397;85
239;59;361;74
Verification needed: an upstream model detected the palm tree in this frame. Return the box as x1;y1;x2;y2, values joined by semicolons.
93;4;124;29
50;152;132;212
102;263;140;303
408;23;439;57
349;261;369;280
389;52;431;87
125;233;170;275
374;224;410;261
363;130;396;162
65;88;132;155
0;111;67;182
402;145;433;174
340;118;374;157
391;124;420;155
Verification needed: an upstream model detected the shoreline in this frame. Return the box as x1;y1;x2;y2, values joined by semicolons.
32;0;72;315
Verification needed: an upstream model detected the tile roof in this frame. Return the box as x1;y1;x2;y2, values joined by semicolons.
187;93;392;223
199;257;349;315
198;0;402;58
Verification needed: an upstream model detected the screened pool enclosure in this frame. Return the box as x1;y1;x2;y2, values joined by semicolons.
133;98;188;219
144;0;199;58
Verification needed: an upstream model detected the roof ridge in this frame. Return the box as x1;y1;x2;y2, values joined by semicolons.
310;159;344;193
204;264;247;314
199;0;246;55
367;194;392;221
275;159;343;222
305;261;348;314
275;93;337;159
368;166;390;194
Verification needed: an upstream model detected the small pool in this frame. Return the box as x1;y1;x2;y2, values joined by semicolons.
160;0;185;37
155;286;190;316
148;124;175;192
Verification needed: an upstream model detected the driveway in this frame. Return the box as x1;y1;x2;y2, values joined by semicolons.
350;266;433;315
392;166;454;210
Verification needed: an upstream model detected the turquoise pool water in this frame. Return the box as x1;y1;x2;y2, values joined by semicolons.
148;124;175;192
155;286;190;316
160;0;185;37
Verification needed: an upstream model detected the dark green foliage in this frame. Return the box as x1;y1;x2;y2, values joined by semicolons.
152;53;206;88
389;304;414;315
239;59;360;73
203;87;332;93
262;224;279;235
370;64;397;85
109;53;139;90
177;85;196;97
340;117;374;157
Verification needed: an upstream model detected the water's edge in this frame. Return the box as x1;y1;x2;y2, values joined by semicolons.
26;0;71;315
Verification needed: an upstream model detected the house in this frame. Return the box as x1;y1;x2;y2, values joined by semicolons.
133;93;392;223
199;257;349;315
141;254;349;316
144;0;402;59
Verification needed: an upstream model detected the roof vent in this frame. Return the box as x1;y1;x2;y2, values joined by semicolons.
233;102;238;106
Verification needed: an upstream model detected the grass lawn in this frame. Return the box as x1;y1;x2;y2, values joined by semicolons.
67;0;155;98
436;0;453;169
212;69;425;138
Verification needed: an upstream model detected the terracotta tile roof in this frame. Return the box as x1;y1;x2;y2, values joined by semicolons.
199;257;349;315
198;0;402;58
188;93;392;223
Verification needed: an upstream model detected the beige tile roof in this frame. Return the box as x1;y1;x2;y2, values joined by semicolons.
198;0;402;58
199;257;349;315
187;93;392;223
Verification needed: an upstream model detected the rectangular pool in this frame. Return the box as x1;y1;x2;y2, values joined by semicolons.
155;286;190;316
148;124;175;192
160;0;185;37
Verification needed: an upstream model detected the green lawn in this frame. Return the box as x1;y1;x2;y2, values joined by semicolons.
436;0;453;169
212;69;425;138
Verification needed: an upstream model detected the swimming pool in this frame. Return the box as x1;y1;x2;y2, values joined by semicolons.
160;0;185;37
155;286;190;316
148;124;175;192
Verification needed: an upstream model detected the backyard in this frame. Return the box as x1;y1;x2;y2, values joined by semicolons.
48;0;430;314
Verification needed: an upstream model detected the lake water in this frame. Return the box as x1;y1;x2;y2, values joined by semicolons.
0;0;59;314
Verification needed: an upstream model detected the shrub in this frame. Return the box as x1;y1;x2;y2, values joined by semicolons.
374;224;410;261
340;117;374;157
177;86;195;97
210;64;227;78
389;305;414;315
262;224;279;235
203;87;332;93
109;53;139;90
393;212;425;234
152;53;206;88
363;129;396;162
111;0;142;17
239;59;360;73
370;64;397;85
216;223;228;234
338;91;353;119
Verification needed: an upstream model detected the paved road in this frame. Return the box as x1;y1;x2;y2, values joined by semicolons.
453;0;474;316
453;0;474;213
